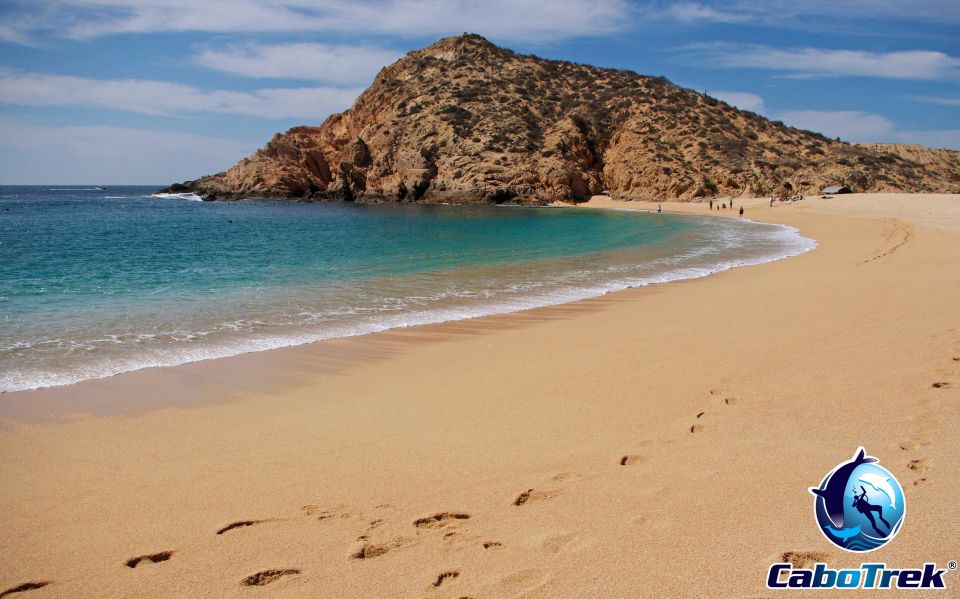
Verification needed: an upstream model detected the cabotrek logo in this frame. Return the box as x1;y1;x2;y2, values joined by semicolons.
810;447;904;552
765;447;956;590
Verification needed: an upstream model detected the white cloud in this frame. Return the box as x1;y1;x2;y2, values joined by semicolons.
684;43;960;80
776;110;895;139
648;0;960;26
916;96;960;107
773;109;960;150
0;118;256;184
0;71;361;119
772;0;960;23
655;3;748;23
2;0;631;44
193;42;400;84
888;129;960;150
700;90;960;150
710;90;764;113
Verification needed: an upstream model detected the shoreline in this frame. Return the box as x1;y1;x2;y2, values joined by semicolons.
2;193;959;597
1;200;813;396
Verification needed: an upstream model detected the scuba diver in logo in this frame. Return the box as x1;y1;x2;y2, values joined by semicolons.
852;486;891;536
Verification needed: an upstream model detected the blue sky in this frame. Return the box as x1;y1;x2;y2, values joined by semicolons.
0;0;957;184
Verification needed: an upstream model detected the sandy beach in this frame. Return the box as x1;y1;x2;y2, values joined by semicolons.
1;193;959;597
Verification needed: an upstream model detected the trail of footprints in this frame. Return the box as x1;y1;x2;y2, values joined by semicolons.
687;389;738;435
900;330;960;488
0;384;737;596
617;388;739;470
6;343;955;595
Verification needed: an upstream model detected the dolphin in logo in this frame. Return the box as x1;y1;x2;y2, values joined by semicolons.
809;447;877;529
825;524;862;542
858;472;897;510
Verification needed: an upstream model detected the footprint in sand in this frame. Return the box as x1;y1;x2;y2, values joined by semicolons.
931;382;952;389
689;424;704;434
302;505;352;521
620;454;644;466
908;458;929;472
0;582;51;598
217;519;275;535
540;532;577;554
723;397;738;405
908;458;930;486
350;537;410;559
431;570;460;587
780;551;830;568
482;541;503;550
240;569;300;586
413;512;471;529
442;530;461;541
125;551;174;569
497;568;545;593
513;488;558;506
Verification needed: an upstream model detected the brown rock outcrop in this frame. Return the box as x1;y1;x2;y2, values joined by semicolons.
163;34;960;203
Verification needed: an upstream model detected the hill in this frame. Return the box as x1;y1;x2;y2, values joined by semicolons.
164;34;960;203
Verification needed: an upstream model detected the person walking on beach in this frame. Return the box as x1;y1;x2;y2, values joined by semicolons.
739;206;744;217
657;203;662;213
709;200;713;210
730;199;734;210
770;197;774;207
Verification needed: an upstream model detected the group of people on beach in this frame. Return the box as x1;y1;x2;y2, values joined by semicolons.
769;194;805;206
708;199;744;217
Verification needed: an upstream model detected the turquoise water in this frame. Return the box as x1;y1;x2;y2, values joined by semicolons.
0;186;813;392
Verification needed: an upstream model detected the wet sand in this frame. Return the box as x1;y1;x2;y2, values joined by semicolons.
1;193;959;597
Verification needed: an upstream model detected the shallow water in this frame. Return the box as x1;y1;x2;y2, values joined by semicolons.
0;186;814;391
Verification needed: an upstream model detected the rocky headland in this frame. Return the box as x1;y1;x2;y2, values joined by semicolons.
162;34;960;204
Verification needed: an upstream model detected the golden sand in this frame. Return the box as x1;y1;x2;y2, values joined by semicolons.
1;193;958;597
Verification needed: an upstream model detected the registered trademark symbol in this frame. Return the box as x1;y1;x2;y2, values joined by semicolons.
949;560;957;570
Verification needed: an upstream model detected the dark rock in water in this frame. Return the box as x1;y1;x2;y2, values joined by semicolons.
157;181;195;194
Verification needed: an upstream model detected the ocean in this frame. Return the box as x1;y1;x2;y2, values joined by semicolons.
0;186;814;392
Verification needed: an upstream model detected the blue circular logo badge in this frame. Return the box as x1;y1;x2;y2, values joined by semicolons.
810;447;905;552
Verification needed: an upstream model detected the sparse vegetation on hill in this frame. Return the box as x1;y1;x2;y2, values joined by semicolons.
166;34;960;203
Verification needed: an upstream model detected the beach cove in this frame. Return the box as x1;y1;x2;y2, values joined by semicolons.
1;193;959;597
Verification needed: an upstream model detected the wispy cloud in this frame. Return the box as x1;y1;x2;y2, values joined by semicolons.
710;90;764;113
645;0;960;26
0;118;256;184
193;42;400;84
888;128;960;149
776;110;895;139
772;108;959;150
0;71;361;119
695;89;960;149
915;96;960;107
0;0;631;44
653;3;747;24
681;43;960;80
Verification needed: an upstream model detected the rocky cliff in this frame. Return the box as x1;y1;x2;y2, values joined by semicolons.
164;34;960;203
